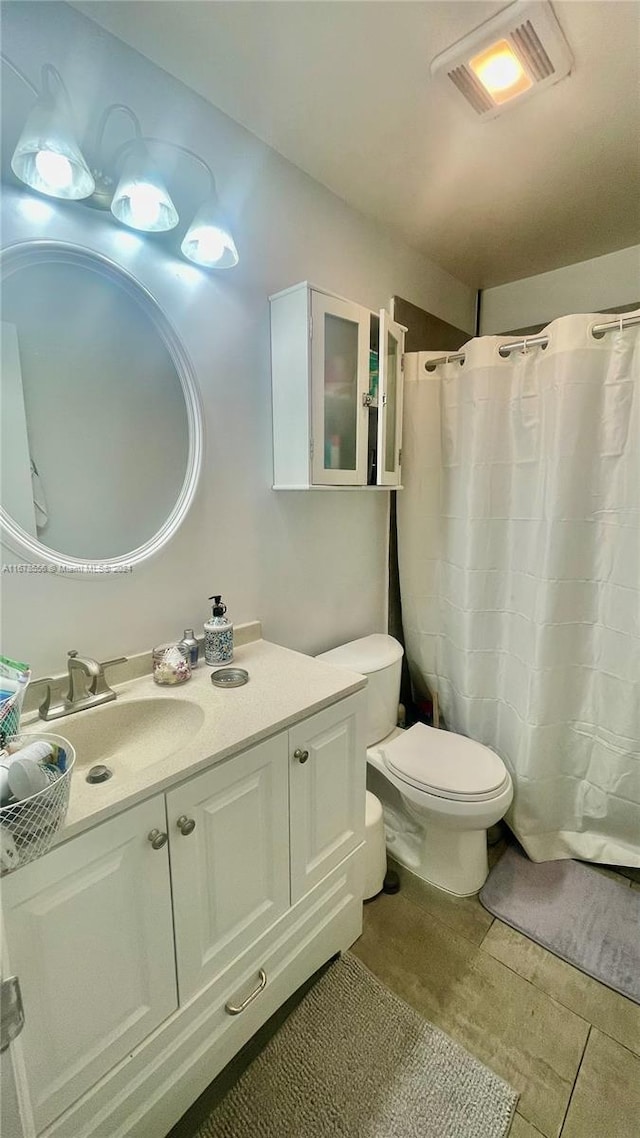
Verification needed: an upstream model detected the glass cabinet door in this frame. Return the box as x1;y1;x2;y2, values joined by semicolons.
310;291;370;485
376;310;405;486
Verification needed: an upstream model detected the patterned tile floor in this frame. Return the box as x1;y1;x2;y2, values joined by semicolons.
170;844;640;1138
353;846;640;1138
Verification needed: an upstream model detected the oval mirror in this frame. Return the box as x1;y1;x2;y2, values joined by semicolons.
0;242;203;570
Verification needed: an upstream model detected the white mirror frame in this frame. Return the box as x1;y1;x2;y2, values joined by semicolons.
0;240;204;571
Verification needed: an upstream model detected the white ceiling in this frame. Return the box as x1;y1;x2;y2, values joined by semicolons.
73;1;640;288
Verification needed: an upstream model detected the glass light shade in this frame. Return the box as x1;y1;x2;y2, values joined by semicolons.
11;97;95;200
181;198;239;269
111;146;178;232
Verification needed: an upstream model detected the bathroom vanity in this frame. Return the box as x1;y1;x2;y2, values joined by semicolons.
2;634;367;1138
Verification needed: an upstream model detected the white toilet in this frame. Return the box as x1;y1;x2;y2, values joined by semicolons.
317;634;513;896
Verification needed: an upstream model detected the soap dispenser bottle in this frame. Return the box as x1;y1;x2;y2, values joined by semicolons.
204;595;234;666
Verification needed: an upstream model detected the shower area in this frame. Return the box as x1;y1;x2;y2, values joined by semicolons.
397;308;640;868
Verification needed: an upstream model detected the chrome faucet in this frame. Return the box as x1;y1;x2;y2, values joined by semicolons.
38;650;127;721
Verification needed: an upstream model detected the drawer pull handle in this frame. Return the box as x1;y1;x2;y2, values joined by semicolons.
225;969;267;1015
176;815;196;836
293;748;309;764
147;829;168;850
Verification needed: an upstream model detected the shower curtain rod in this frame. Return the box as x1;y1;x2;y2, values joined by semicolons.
424;311;640;371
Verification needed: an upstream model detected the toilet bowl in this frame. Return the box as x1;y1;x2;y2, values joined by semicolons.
317;634;513;897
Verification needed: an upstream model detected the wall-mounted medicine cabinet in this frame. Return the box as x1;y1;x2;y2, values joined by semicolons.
270;282;405;490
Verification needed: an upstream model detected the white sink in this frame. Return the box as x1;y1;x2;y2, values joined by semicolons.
41;698;205;772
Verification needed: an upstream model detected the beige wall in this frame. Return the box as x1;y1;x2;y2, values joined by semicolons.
480;245;640;334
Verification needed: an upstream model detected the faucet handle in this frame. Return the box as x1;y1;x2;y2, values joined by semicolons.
11;674;54;724
90;657;127;697
34;679;54;720
101;657;127;670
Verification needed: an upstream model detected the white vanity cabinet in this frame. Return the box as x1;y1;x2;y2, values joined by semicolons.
1;690;366;1138
270;282;405;489
1;795;177;1135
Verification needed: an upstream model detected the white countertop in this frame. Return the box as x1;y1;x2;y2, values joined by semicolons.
21;638;366;844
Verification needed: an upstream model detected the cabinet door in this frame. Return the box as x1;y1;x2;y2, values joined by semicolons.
1;797;177;1134
289;693;366;903
376;309;405;486
167;734;290;1003
310;291;370;485
0;1016;33;1138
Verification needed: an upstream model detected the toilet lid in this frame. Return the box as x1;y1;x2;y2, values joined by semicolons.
380;723;508;801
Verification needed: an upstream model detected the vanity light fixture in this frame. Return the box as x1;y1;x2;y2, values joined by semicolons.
102;128;238;267
430;0;573;119
1;54;239;268
95;116;240;267
90;105;179;233
181;192;239;269
5;58;95;199
110;141;179;233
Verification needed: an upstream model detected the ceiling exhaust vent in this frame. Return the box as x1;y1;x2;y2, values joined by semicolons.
430;1;573;120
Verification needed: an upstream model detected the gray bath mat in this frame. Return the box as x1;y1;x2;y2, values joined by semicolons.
196;952;517;1138
480;846;640;1004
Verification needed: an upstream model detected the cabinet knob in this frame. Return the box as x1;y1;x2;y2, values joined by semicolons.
147;828;168;850
293;748;309;764
176;815;196;836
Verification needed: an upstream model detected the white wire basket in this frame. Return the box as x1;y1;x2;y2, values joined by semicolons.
0;733;76;875
0;688;26;748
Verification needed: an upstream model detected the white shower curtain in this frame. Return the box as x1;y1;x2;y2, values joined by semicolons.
398;311;640;865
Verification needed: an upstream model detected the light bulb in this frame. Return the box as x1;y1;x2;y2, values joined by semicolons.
188;226;226;265
469;39;532;104
125;183;164;229
111;147;179;233
34;149;74;191
475;51;523;92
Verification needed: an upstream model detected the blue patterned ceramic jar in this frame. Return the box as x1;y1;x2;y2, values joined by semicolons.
204;595;234;665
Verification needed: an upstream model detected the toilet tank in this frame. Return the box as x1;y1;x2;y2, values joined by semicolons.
316;634;404;746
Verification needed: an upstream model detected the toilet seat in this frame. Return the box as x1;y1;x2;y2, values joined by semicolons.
379;723;509;803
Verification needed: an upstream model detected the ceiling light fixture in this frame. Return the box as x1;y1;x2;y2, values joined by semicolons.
430;0;573;119
1;54;239;269
469;40;533;103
